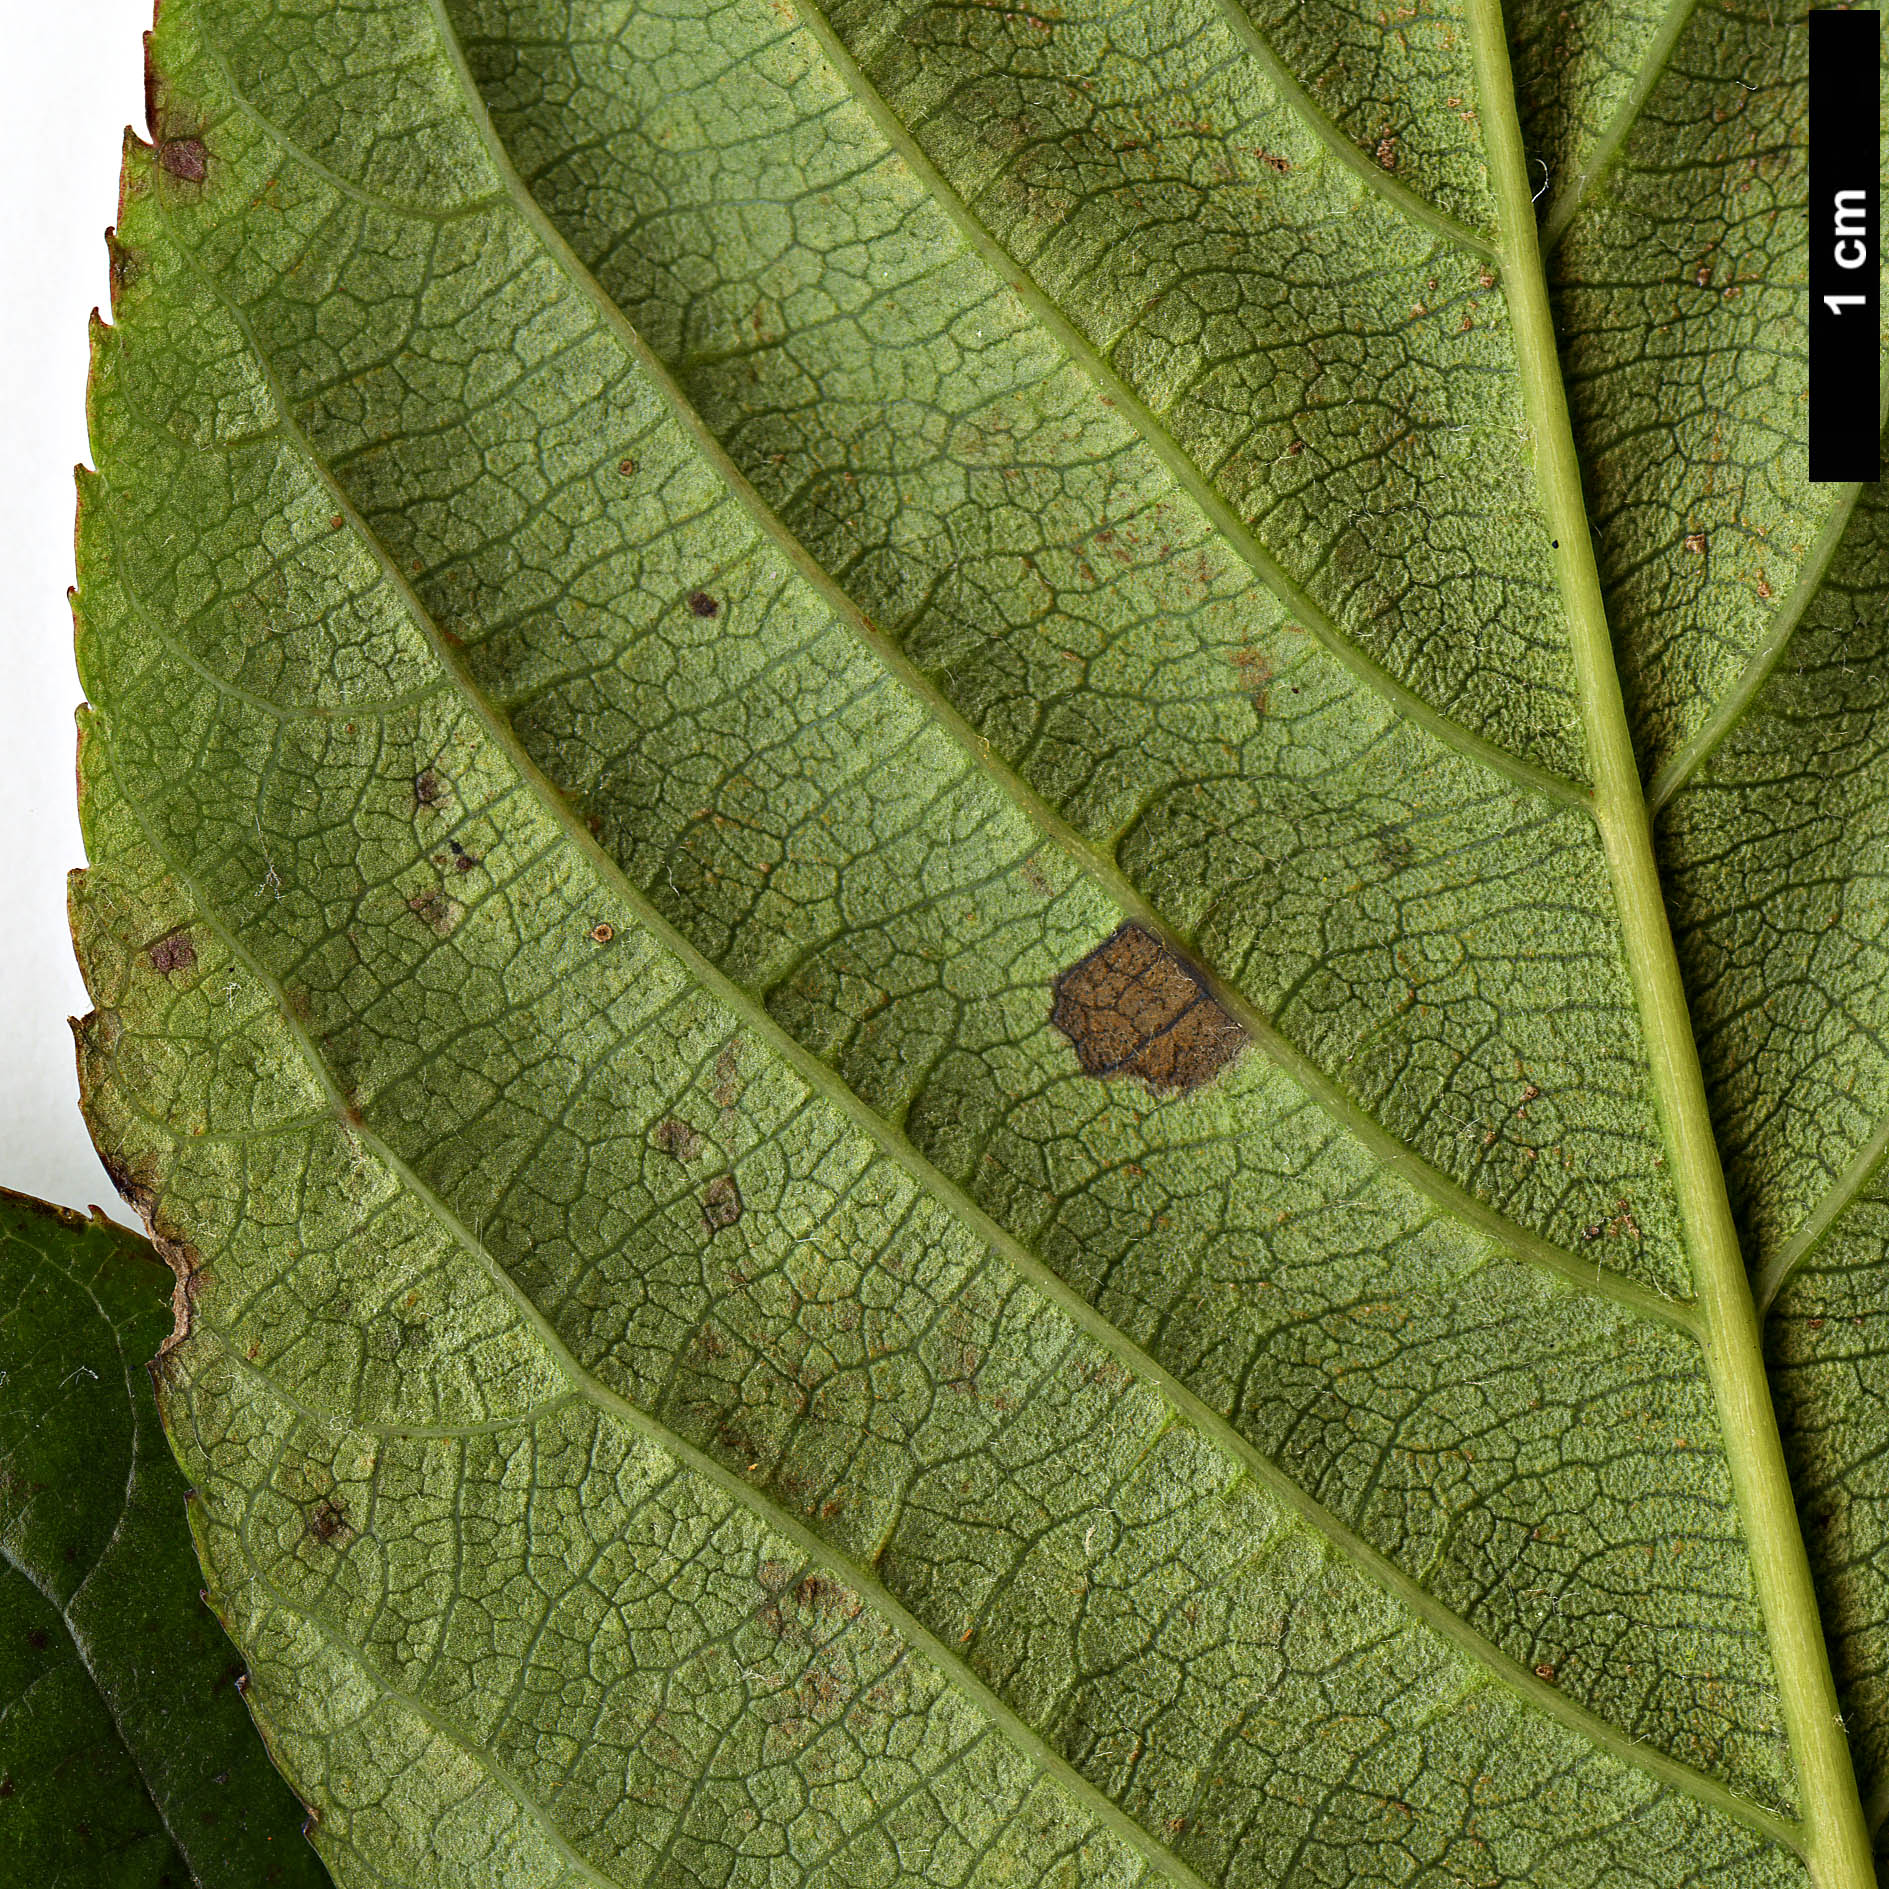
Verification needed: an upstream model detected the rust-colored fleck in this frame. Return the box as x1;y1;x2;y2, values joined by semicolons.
1683;531;1708;555
148;932;196;975
688;591;720;618
618;458;637;476
1535;1662;1556;1682
655;1116;703;1163
1230;646;1272;716
590;922;615;944
702;1174;744;1232
1374;132;1398;171
1050;923;1246;1096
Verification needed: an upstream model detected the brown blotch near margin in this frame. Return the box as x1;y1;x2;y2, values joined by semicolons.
157;139;208;182
1050;923;1246;1096
702;1174;744;1233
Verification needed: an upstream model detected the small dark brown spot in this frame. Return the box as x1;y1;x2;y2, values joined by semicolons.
148;932;196;975
414;770;442;806
26;1628;48;1652
687;591;720;618
0;1778;13;1798
406;888;462;936
1535;1662;1556;1682
618;458;637;476
308;1499;349;1545
590;922;615;945
447;838;479;873
159;139;208;182
702;1174;744;1233
1374;132;1398;171
1050;923;1246;1096
655;1117;703;1163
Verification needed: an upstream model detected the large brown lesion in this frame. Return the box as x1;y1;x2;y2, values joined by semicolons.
1050;923;1247;1096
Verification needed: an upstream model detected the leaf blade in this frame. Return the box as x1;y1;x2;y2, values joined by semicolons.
72;0;1887;1881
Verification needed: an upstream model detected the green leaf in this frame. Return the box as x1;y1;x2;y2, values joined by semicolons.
67;0;1888;1884
0;1188;327;1887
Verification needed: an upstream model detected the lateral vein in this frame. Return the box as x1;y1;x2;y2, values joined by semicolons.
401;0;1665;1327
89;475;1785;1850
1538;0;1703;255
1650;466;1877;813
1757;1109;1889;1317
1202;0;1497;257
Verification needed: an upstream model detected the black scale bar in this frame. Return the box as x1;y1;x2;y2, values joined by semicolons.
1809;8;1881;483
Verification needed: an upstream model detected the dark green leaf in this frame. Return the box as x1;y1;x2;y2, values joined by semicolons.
0;1188;327;1887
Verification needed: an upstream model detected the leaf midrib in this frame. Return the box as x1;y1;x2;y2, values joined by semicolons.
195;15;1669;1329
580;0;1591;811
1466;2;1874;1879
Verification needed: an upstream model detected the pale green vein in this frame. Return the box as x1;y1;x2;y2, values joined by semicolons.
87;378;1790;1847
1203;0;1497;258
1538;0;1702;256
569;0;1587;813
1649;481;1869;813
0;1521;195;1880
402;0;1678;1332
1757;1110;1889;1318
191;68;503;224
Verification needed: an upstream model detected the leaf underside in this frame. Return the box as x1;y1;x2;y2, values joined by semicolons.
0;1189;326;1888
69;0;1889;1884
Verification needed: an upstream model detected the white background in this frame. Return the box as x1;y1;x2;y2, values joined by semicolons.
3;4;154;1222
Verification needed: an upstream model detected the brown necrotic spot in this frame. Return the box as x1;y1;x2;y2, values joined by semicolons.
1050;923;1245;1096
655;1117;703;1163
147;932;196;975
702;1174;744;1232
308;1499;350;1546
687;591;720;618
